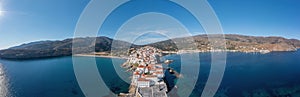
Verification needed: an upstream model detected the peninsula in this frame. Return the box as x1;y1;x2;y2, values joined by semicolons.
119;46;168;97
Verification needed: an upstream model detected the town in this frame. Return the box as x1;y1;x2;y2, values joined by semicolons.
120;46;168;97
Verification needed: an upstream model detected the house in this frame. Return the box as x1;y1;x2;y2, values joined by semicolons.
132;71;140;83
137;78;150;87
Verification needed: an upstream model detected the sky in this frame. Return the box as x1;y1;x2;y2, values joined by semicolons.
0;0;299;49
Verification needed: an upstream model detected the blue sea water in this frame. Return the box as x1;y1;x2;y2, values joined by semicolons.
0;57;130;97
0;50;300;97
164;51;300;97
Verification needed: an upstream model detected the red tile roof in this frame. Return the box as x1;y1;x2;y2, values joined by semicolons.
137;66;145;68
134;71;140;75
137;78;150;82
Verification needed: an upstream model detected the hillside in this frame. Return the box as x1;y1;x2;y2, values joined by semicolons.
0;36;135;59
147;34;300;53
1;34;300;59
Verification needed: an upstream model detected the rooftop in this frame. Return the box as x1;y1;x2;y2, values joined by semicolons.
137;78;150;82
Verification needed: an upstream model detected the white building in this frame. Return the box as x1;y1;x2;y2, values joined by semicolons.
136;66;145;72
132;71;140;83
154;71;164;78
137;78;150;87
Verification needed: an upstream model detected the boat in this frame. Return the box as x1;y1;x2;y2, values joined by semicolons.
164;59;173;64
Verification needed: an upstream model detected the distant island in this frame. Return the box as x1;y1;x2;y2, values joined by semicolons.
0;34;300;59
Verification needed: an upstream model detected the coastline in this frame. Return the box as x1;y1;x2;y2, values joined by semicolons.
2;49;297;60
176;50;271;54
75;49;300;60
74;54;128;59
165;49;300;54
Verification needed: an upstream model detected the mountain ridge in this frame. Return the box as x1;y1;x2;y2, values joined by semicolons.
1;34;300;59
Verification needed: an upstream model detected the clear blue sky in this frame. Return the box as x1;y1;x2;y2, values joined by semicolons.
0;0;299;49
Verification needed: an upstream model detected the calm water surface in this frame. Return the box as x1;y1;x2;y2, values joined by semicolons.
0;50;300;97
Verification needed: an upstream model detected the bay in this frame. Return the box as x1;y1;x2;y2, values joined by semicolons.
0;50;300;97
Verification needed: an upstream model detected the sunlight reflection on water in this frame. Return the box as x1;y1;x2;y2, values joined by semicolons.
0;63;10;97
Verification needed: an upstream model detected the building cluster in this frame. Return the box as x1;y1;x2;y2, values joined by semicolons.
128;46;162;65
128;46;167;97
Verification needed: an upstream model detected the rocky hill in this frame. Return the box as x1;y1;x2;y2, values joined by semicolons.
0;36;135;59
147;34;300;53
0;34;300;59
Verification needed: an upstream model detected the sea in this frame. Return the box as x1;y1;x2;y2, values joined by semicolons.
0;50;300;97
